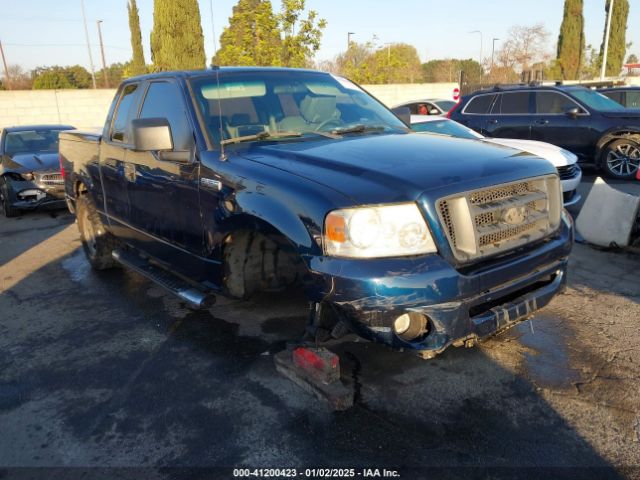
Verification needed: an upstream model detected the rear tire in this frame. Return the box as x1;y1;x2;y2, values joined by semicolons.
0;179;21;218
76;194;119;270
601;138;640;180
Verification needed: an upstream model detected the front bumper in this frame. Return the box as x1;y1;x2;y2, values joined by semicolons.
5;180;66;211
309;214;573;356
561;166;582;207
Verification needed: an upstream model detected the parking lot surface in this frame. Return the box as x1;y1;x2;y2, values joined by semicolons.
0;175;639;479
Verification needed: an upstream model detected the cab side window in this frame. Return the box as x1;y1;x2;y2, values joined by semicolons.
535;91;582;114
139;81;193;151
110;83;140;143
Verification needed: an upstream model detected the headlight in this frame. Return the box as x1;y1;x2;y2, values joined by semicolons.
324;203;437;258
21;172;35;181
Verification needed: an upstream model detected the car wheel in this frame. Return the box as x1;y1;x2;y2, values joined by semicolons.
76;194;119;270
0;178;21;218
602;139;640;180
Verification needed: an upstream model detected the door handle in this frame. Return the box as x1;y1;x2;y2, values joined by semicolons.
487;119;498;124
536;119;549;125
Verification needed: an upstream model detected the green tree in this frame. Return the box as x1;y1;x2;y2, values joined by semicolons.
31;66;91;89
96;63;126;87
360;43;422;84
150;0;206;71
626;53;638;64
334;41;375;83
557;0;585;80
32;69;74;89
214;0;282;66
279;0;327;68
599;0;629;76
128;0;147;75
422;59;482;83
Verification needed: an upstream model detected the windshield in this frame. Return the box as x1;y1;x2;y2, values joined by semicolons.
412;119;483;140
190;71;408;146
569;89;625;111
433;100;456;112
3;129;66;156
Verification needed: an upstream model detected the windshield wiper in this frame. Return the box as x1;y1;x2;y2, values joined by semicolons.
329;124;386;135
220;131;302;146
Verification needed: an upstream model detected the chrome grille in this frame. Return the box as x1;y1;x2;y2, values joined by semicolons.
38;173;64;186
437;175;562;262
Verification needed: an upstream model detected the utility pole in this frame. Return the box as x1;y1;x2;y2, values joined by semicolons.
470;30;483;82
0;39;10;89
80;0;97;89
347;32;355;50
600;0;614;80
96;20;108;87
491;38;499;72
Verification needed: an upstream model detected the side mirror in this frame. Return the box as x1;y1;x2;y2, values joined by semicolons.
564;106;580;118
391;106;411;126
131;117;174;151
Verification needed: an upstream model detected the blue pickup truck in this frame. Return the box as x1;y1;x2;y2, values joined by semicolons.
59;68;573;358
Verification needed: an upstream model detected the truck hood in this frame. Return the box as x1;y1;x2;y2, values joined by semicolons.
237;133;556;204
2;152;59;174
600;110;640;119
481;138;577;167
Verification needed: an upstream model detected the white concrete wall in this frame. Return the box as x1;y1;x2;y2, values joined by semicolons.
0;89;116;130
362;83;459;106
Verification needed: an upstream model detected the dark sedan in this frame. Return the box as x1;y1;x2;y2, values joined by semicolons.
0;125;74;217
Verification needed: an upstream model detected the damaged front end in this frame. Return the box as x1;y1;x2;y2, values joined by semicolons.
2;171;66;213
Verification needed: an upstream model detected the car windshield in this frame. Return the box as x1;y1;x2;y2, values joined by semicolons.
433;100;456;112
568;89;625;111
190;71;408;146
412;119;483;140
3;129;65;156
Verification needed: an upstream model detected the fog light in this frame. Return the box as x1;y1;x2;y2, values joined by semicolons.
393;312;429;341
393;314;412;334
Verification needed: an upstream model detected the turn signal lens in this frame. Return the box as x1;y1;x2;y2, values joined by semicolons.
325;212;346;243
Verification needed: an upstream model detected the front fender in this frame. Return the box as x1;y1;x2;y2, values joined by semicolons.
227;190;320;255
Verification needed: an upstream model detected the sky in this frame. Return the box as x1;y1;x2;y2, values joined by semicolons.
0;0;638;73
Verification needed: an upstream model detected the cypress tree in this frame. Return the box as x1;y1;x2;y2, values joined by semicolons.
600;0;629;76
128;0;146;75
557;0;585;80
213;0;282;66
151;0;206;71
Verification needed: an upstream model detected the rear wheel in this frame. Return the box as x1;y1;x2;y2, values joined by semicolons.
76;194;119;270
602;138;640;180
0;178;21;218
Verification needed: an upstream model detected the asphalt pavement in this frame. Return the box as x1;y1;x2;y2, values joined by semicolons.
0;175;639;479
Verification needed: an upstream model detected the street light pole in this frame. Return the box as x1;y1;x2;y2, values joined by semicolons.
491;37;499;72
600;0;614;80
347;32;355;50
80;0;97;89
96;20;108;88
0;39;10;89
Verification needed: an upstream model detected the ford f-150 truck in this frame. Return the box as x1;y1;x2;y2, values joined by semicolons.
59;68;573;358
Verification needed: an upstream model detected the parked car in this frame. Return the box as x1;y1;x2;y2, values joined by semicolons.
59;68;572;359
598;86;640;109
393;98;457;116
411;115;582;207
0;124;74;217
448;84;640;179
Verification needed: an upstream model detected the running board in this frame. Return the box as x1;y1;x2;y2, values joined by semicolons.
112;249;215;309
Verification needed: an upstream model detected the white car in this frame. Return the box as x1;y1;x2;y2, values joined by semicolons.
411;115;582;207
394;99;457;116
